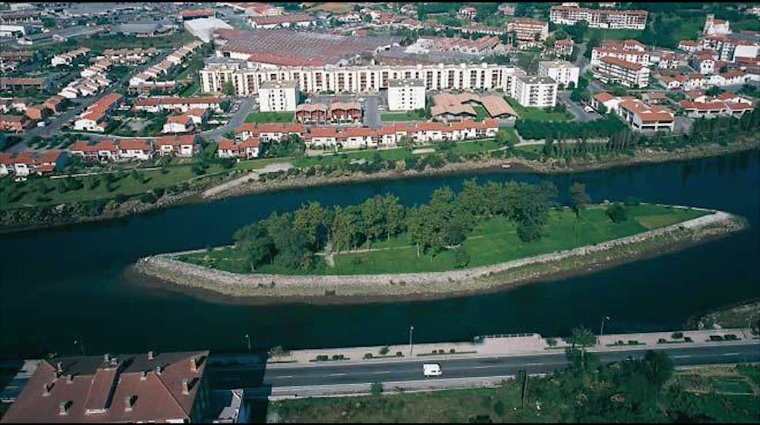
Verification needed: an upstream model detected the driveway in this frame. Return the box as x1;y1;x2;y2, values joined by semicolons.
557;91;600;122
203;97;256;142
363;95;381;129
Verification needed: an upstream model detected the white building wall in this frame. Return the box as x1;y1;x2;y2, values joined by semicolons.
258;85;298;112
538;62;579;88
387;83;426;111
512;78;558;108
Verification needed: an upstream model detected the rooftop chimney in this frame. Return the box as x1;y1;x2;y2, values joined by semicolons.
58;401;70;416
66;374;74;384
103;353;110;363
181;379;189;395
190;357;197;373
155;365;163;375
56;362;63;374
124;395;135;412
147;351;154;361
140;370;148;380
43;382;53;397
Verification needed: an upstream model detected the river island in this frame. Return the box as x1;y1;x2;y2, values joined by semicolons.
132;180;748;304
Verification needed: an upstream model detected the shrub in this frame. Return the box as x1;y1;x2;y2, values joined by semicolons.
709;335;724;341
546;337;558;346
431;350;437;354
396;351;402;357
657;338;667;344
725;334;739;341
364;353;373;359
493;400;505;416
379;346;390;356
606;202;628;223
370;382;383;396
450;349;456;354
627;340;638;345
671;332;684;339
684;337;692;342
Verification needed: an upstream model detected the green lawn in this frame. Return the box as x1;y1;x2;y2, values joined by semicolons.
586;28;644;41
381;111;425;121
181;204;709;275
0;157;285;210
451;139;500;154
505;97;573;122
244;112;295;123
473;105;489;121
180;81;199;97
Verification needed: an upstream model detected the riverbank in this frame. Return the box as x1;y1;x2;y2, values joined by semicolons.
1;139;758;235
131;208;748;305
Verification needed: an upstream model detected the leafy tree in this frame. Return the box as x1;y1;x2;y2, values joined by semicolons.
361;196;386;249
293;201;329;249
234;222;274;271
605;202;628;223
567;327;597;370
331;206;357;253
382;194;406;240
494;129;514;147
454;248;470;268
370;382;384;396
397;135;414;150
569;182;591;218
223;81;235;96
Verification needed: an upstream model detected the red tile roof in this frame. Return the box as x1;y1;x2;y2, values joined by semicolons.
135;97;223;107
119;139;152;151
157;135;197;146
241;137;260;148
218;138;240;151
599;56;644;71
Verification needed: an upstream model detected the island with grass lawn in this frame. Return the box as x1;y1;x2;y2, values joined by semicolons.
133;179;748;303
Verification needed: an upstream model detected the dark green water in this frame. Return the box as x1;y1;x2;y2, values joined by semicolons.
1;151;758;359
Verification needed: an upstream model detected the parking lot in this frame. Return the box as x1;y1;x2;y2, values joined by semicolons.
307;92;386;129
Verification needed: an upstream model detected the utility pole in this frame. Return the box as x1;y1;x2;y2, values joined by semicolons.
245;334;251;353
409;326;414;357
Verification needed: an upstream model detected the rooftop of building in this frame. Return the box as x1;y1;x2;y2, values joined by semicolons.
388;78;425;88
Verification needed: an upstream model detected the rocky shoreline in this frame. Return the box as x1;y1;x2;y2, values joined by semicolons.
131;208;748;305
2;140;758;234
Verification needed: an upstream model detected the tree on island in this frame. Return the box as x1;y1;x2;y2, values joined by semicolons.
606;202;628;223
570;182;591;218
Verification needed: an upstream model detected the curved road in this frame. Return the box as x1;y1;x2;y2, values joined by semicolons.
207;342;760;395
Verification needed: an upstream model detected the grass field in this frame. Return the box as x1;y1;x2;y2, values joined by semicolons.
505;97;573;122
473;105;489;121
380;110;425;121
0;158;282;210
587;28;644;41
244;112;295;123
180;204;709;275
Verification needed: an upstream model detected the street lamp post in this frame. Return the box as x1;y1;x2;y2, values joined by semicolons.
748;312;758;335
74;337;86;356
409;326;414;357
245;334;251;353
600;316;611;338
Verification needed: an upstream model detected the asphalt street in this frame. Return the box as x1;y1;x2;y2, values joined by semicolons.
207;342;760;392
557;91;600;122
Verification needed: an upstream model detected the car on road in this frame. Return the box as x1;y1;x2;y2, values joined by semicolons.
423;363;442;377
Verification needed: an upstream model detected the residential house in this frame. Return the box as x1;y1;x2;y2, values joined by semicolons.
0;114;31;132
43;95;66;114
25;104;50;121
0;351;210;424
217;137;260;159
70;140;120;161
156;134;202;157
162;115;195;134
617;98;675;132
118;139;154;160
73;93;123;132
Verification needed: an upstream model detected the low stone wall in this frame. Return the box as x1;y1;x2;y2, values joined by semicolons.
132;208;747;302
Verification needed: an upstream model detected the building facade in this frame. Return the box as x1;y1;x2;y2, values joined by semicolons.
512;75;557;108
258;80;299;112
387;78;426;111
550;6;647;30
538;60;579;88
593;57;650;88
200;60;518;97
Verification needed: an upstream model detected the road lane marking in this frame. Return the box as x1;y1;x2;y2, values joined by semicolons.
328;373;347;376
672;355;692;359
371;371;391;375
278;375;294;379
472;365;500;369
723;353;740;356
525;363;543;366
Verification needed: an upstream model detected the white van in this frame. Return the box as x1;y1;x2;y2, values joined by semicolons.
423;363;442;377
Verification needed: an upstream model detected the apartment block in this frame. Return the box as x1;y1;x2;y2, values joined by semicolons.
550;6;647;30
258;80;299;112
593;57;650;88
617;98;674;132
387;78;426;111
538;60;579;88
512;75;557;108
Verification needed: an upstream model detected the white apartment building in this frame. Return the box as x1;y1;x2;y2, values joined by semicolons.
258;80;299;112
507;19;549;42
549;6;648;30
593;57;650;88
591;46;650;67
387;78;426;111
51;47;90;67
538;60;579;89
512;75;557;108
200;60;518;97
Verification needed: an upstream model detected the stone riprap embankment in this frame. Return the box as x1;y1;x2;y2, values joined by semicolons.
132;208;747;303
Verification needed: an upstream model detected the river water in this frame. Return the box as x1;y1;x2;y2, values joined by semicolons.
0;151;758;359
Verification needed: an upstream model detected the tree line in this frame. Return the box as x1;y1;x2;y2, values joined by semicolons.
232;179;560;272
516;114;628;141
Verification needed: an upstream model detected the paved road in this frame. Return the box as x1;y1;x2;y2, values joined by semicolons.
202;97;256;142
363;95;381;129
557;91;600;122
207;342;760;393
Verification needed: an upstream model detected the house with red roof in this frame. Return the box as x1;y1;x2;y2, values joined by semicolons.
0;351;210;423
70;140;120;161
73;93;123;133
0;150;68;177
0;114;32;132
162;115;195;134
118;139;154;161
156;135;202;157
217;137;260;159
